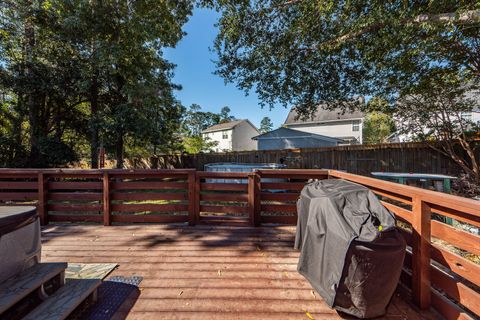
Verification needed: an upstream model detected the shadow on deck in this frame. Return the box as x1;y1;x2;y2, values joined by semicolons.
41;224;437;320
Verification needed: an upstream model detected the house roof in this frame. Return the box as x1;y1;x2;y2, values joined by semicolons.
284;103;365;125
202;119;258;133
252;127;342;143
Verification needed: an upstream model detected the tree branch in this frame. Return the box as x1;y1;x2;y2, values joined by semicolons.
320;9;480;48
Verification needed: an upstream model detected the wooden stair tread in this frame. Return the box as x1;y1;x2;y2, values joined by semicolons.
0;262;67;313
24;278;101;320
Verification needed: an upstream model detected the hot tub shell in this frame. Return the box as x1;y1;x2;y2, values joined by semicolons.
0;206;41;283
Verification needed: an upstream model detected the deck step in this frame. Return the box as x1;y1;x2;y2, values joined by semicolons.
23;278;101;320
0;262;67;314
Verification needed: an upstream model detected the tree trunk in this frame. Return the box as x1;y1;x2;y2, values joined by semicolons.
89;75;100;168
24;14;43;166
115;131;124;169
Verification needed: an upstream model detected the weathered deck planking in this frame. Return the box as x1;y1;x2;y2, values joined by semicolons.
41;224;434;320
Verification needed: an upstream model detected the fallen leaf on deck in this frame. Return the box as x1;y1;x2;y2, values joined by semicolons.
178;290;183;296
305;311;314;319
283;271;289;277
310;290;316;298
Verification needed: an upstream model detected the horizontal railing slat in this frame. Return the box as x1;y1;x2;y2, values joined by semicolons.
111;204;188;212
48;214;102;222
0;182;38;189
48;182;103;190
260;192;299;201
111;192;187;201
260;216;296;225
111;214;188;223
261;182;305;191
200;205;247;214
431;220;480;256
0;192;38;200
48;192;102;201
200;183;248;191
48;204;102;212
111;182;188;190
261;204;297;213
430;244;480;286
200;193;248;202
431;266;480;316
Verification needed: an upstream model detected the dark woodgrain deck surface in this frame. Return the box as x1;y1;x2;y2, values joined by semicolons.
41;224;435;320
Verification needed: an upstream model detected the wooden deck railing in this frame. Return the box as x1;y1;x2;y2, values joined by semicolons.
0;168;478;319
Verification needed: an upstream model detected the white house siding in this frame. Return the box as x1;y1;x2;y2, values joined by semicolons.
285;119;363;144
232;121;258;151
203;129;233;152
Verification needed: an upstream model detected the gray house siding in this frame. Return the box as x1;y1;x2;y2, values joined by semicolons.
254;127;339;150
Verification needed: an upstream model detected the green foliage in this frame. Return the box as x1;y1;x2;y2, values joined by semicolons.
205;0;480;183
207;1;480;117
219;106;235;123
180;104;239;153
259;116;273;133
183;136;218;154
362;112;395;144
0;0;193;167
183;104;221;136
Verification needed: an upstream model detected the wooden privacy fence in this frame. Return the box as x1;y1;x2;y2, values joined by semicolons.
145;142;474;176
0;168;479;319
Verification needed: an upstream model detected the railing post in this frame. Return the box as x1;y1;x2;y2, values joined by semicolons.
37;172;48;225
411;196;431;309
103;172;111;226
194;171;201;225
248;172;261;227
188;171;197;226
248;173;255;226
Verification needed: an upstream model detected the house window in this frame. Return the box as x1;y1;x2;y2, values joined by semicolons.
352;121;360;132
222;131;228;139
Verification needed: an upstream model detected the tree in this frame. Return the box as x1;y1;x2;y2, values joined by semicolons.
204;0;480;184
182;136;218;154
259;116;273;133
204;1;479;115
219;106;235;123
394;77;479;185
183;104;221;136
362;111;395;144
0;0;192;168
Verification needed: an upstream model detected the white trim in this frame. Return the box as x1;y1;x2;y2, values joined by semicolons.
285;117;364;126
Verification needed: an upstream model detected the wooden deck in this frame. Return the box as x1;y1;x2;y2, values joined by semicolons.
41;224;434;320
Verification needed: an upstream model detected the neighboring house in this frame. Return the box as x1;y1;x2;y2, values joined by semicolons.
283;104;365;144
388;108;480;143
252;127;342;150
202;119;259;152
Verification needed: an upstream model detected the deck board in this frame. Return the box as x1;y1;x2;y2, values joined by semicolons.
41;224;434;320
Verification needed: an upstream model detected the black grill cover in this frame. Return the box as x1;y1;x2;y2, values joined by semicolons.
0;206;38;236
295;179;406;318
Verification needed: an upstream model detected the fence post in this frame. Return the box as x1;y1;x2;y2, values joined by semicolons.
188;171;197;226
411;196;431;309
37;172;48;225
103;172;111;226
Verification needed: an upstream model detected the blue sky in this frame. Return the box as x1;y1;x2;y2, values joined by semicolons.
164;8;290;129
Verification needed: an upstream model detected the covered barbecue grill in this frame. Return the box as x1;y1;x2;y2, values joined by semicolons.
295;179;406;318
